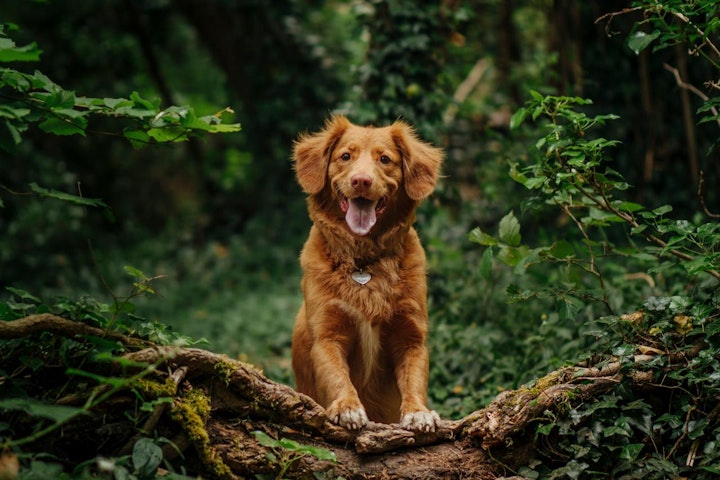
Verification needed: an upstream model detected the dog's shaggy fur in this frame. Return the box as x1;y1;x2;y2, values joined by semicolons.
291;116;443;431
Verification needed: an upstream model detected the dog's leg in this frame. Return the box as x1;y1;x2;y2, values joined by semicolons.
389;317;441;432
309;303;368;430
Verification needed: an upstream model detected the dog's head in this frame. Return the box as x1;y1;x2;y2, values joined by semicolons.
294;115;443;236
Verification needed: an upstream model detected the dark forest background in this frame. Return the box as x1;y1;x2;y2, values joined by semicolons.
3;0;719;398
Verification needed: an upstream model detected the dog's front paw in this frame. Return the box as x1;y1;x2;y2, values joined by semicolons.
401;410;441;432
327;400;368;430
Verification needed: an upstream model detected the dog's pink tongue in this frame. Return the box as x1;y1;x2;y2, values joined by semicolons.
346;198;377;236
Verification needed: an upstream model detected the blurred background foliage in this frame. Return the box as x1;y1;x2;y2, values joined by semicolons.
2;0;719;420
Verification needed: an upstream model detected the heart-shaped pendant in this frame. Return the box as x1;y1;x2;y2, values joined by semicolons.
351;270;371;285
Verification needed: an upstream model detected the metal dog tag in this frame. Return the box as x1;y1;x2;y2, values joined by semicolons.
351;270;371;285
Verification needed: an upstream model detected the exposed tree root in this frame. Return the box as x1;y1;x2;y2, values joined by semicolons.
1;315;674;478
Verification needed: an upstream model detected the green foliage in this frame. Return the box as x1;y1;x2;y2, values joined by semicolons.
0;268;199;477
467;89;720;477
349;0;459;135
251;431;338;480
0;23;240;154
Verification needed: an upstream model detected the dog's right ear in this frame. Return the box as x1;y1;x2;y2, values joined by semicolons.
294;115;350;194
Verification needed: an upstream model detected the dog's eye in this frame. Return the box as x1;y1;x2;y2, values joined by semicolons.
379;155;391;165
340;152;351;161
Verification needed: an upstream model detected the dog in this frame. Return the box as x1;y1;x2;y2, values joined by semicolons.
291;115;443;432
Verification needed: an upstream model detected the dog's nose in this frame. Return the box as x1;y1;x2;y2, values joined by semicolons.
351;174;373;192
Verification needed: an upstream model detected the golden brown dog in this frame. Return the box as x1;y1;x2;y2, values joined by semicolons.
291;115;443;431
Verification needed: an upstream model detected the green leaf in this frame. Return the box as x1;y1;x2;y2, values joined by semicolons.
38;116;86;136
506;284;536;302
5;286;41;303
620;443;644;462
124;265;148;280
652;205;673;216
42;90;76;109
278;438;300;450
508;162;528;184
627;30;661;55
559;295;585;319
536;422;554;436
130;91;159;111
0;120;21;153
498;211;521;247
29;183;108;208
0;40;42;62
529;90;544;101
510;107;528;130
146;126;188;143
0;398;83;423
294;444;337;462
468;227;498;246
479;247;494;280
123;129;151;148
132;438;163;478
252;430;280;448
205;122;241;133
631;224;648;235
688;418;709;440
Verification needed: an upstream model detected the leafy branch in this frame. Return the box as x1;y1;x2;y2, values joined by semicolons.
0;23;241;154
510;92;720;281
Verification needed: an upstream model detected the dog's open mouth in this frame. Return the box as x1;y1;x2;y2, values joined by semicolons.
340;195;387;236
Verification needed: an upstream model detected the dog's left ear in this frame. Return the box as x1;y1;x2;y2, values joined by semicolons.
294;115;350;194
392;121;443;200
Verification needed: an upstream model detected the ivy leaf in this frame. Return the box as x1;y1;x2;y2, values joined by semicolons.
132;438;163;478
620;443;644;462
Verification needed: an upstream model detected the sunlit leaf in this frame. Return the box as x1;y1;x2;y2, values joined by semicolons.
626;30;660;55
0;40;42;62
468;227;498;246
510;107;528;130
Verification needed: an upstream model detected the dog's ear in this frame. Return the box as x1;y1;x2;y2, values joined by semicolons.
392;121;443;200
294;115;350;194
